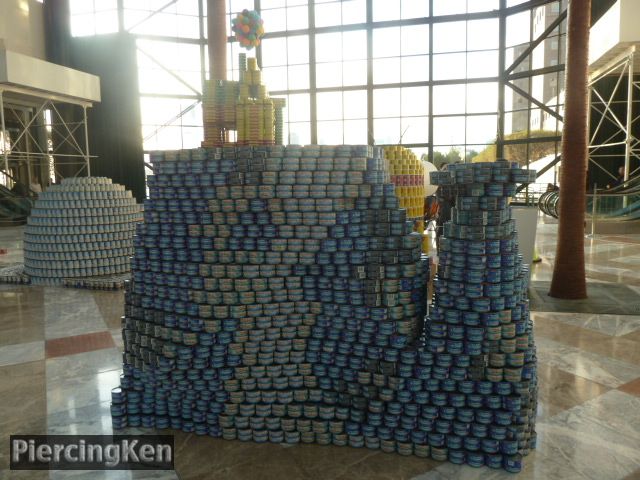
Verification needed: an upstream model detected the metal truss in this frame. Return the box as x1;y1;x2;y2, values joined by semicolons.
589;46;640;183
0;90;94;188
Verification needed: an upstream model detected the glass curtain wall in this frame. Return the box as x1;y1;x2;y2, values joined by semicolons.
69;0;566;169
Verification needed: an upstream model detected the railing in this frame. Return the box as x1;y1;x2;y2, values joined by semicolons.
538;190;560;218
537;188;640;222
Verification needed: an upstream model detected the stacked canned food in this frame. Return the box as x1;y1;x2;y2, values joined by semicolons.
111;147;536;472
429;161;538;472
384;146;426;220
202;54;286;147
23;177;142;284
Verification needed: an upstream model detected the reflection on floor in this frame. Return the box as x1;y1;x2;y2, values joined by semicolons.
1;219;640;479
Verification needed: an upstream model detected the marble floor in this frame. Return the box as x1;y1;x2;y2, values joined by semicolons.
1;218;640;480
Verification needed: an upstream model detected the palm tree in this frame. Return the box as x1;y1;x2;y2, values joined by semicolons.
549;0;591;299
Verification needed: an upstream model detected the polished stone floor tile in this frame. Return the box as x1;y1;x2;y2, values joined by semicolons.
534;391;640;480
46;400;113;435
91;290;125;330
43;288;110;340
532;311;640;336
172;434;295;479
0;471;49;479
535;362;611;419
534;316;640;366
412;452;587;480
534;336;640;387
622;324;640;343
623;469;640;480
111;328;124;351
330;450;440;480
0;225;24;266
0;409;47;470
529;281;640;314
0;340;44;367
618;378;640;397
46;368;122;415
45;331;116;359
0;318;44;347
46;348;123;381
0;360;47;430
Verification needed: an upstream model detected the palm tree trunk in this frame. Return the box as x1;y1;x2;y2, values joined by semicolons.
549;0;591;299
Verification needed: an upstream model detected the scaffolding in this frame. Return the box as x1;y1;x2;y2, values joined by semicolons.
0;49;100;188
588;46;640;184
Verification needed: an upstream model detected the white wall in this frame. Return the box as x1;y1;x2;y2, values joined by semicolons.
0;0;46;59
590;0;640;67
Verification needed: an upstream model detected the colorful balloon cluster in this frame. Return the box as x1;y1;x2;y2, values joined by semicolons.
232;10;264;50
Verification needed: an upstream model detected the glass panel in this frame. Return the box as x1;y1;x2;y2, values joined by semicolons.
467;50;499;78
433;22;466;53
261;37;288;67
71;14;96;36
229;0;255;10
374;88;401;118
343;60;368;86
181;126;205;148
373;58;401;84
315;2;341;27
287;6;308;29
343;0;366;24
289;122;311;144
433;52;466;81
143;125;183;150
411;147;430;161
262;8;287;32
433;84;465;115
433;0;465;16
288;94;311;122
466;115;498;144
316;62;343;88
373;27;401;58
374;118;401;145
433;116;466;145
465;145;486;162
136;40;202;94
401;25;429;56
262;66;289;91
127;12;199;38
507;11;531;47
401;56;429;82
344;119;368;144
373;0;400;21
401;87;429;117
467;19;499;51
343;31;367;60
343;90;368;119
261;0;286;7
467;0;500;13
317;92;343;120
402;0;429;19
288;64;310;89
433;146;465;167
94;10;118;33
70;0;94;14
94;0;118;10
288;36;309;64
401;116;429;144
316;32;342;62
466;83;499;114
318;120;344;144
